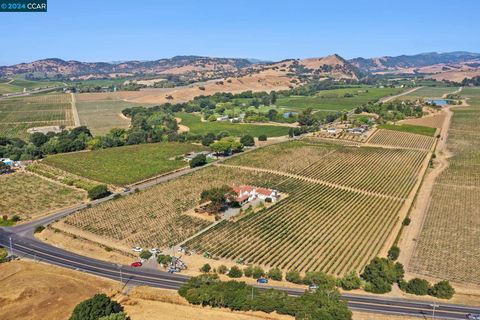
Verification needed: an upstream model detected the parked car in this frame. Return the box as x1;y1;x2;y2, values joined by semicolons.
150;248;161;254
467;314;480;320
132;247;143;252
130;261;142;267
308;284;319;291
256;278;268;284
167;267;176;273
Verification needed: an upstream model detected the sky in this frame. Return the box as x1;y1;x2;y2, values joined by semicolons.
1;0;479;65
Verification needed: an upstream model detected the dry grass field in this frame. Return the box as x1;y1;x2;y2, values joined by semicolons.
0;261;293;320
0;260;119;320
408;88;480;285
0;172;85;220
0;93;74;139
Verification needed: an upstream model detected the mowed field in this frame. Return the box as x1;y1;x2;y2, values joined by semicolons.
43;142;206;186
0;93;74;139
176;112;290;137
76;97;152;136
276;87;403;111
0;172;85;220
409;88;480;285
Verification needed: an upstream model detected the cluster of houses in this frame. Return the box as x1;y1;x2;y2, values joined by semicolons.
232;185;279;205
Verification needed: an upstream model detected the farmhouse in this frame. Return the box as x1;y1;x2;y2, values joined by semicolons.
233;185;279;205
216;115;229;122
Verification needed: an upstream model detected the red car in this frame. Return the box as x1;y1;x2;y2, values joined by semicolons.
130;261;142;267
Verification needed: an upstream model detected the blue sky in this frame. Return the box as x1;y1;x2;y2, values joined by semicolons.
1;0;479;65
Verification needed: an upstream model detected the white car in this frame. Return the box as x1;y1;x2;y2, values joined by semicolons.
132;247;143;252
150;248;161;254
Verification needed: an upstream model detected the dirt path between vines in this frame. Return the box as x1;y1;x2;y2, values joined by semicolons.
398;103;456;269
215;163;403;201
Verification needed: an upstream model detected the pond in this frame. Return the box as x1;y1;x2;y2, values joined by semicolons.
427;99;449;106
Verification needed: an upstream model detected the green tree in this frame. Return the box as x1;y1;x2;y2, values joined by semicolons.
240;135;255;147
285;270;303;284
303;271;337;290
339;271;362;290
0;247;8;263
190;154;207;168
217;265;228;274
362;257;404;294
139;250;152;260
30;132;48;147
88;184;110;200
98;312;130;320
258;134;267;141
201;135;215;146
429;280;455;299
157;254;172;265
267;267;283;281
404;278;430;296
251;266;265;279
227;266;243;278
243;266;254;277
200;263;211;273
387;246;400;261
69;294;123;320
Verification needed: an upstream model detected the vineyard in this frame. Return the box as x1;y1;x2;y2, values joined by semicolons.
57;135;431;275
0;93;74;139
186;177;403;275
400;111;447;129
62;166;284;248
43;142;207;186
367;129;436;150
226;141;428;198
409;90;480;285
225;141;340;174
0;172;85;220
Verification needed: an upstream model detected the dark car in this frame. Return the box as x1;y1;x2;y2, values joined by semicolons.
256;278;268;284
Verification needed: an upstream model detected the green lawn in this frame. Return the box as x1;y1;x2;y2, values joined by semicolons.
43;142;207;186
276;87;403;111
177;112;290;137
377;124;437;137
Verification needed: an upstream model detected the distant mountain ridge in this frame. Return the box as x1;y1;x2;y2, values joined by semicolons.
0;55;254;79
1;51;479;80
350;51;480;72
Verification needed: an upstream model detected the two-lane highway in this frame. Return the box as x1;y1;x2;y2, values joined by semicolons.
1;226;479;319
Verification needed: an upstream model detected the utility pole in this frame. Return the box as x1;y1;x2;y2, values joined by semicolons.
431;303;439;319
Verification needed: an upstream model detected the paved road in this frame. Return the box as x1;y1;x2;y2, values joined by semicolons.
1;223;479;319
